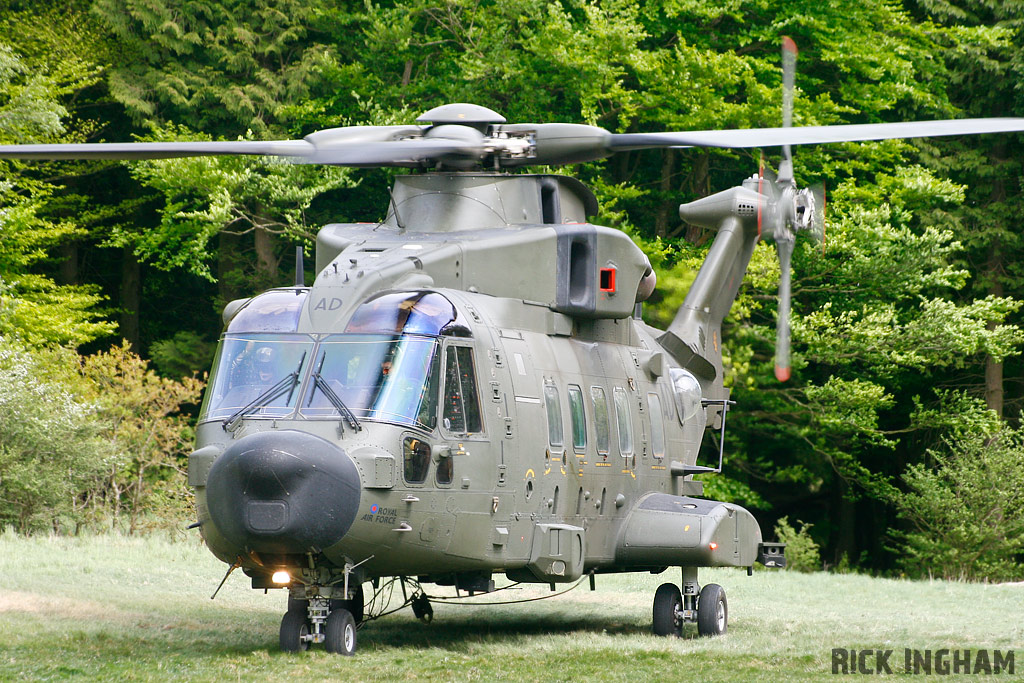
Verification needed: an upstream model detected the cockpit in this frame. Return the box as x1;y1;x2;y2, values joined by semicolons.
199;289;474;432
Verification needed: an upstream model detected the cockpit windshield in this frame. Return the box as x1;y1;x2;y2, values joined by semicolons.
302;334;440;429
199;290;460;430
200;333;315;421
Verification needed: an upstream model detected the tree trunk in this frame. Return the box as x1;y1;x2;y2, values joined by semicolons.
58;241;79;285
833;478;857;567
218;229;242;305
119;245;141;350
683;152;710;244
655;149;675;238
984;145;1007;418
254;226;278;287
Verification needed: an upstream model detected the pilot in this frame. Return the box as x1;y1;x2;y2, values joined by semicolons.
228;343;276;388
255;346;275;383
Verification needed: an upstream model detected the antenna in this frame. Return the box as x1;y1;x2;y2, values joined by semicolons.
294;246;305;287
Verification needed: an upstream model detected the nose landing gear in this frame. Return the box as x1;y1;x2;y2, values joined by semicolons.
281;584;365;655
651;567;728;637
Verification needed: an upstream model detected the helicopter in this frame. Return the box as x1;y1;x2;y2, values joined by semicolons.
4;40;1024;656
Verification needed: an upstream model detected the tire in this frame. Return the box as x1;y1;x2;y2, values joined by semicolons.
287;594;306;614
697;583;727;636
280;610;310;652
411;594;433;623
324;608;357;656
330;584;365;623
652;583;683;637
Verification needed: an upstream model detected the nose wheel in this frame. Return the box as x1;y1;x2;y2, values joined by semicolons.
651;568;728;637
697;582;728;636
324;607;357;655
279;609;311;652
281;586;364;655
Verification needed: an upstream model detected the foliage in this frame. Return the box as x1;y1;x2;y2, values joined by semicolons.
92;0;340;136
76;342;205;532
0;40;115;347
149;330;216;379
891;422;1024;582
773;516;822;572
114;127;355;282
725;166;1024;567
0;340;110;532
0;339;203;533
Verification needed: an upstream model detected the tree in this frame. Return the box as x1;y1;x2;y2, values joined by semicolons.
907;0;1024;418
891;423;1024;581
0;39;116;347
93;0;358;307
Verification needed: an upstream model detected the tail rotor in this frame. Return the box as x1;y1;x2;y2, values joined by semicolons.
756;37;822;382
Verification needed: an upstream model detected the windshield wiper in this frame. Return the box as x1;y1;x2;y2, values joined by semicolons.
309;352;363;433
223;351;307;432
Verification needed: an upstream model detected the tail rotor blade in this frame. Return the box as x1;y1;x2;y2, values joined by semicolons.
774;238;794;382
810;181;827;252
779;36;798;183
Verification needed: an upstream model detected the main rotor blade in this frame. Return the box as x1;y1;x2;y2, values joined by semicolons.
0;136;490;168
299;139;486;167
0;140;314;161
608;117;1024;151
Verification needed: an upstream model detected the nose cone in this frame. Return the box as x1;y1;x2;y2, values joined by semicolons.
205;430;360;555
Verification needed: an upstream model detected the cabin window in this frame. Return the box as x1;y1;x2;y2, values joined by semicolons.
436;453;454;486
590;386;610;455
442;345;483;434
544;384;564;448
568;385;586;451
648;392;666;458
614;387;633;456
403;436;431;484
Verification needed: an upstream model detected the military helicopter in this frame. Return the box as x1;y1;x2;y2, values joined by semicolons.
4;39;1024;656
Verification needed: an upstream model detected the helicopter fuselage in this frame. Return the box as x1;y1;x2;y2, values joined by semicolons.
188;172;777;641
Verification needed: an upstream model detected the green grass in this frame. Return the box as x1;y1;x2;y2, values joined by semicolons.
1;531;1021;681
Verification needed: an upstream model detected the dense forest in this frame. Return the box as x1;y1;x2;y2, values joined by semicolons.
1;0;1022;580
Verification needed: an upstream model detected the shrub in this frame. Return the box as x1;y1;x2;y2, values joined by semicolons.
774;516;821;572
0;342;112;531
0;339;204;533
891;426;1024;582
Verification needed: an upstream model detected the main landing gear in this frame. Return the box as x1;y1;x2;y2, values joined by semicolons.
652;567;728;637
280;584;365;655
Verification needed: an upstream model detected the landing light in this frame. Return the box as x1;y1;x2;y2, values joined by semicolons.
272;570;291;585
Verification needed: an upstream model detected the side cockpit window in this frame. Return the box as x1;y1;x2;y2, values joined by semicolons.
442;345;483;434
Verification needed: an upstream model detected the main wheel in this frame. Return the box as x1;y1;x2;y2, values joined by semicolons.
652;583;683;637
279;610;310;652
411;594;433;623
330;584;365;623
697;583;727;636
287;594;306;614
324;607;357;655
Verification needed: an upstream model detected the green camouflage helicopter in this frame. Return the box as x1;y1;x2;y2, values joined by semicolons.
4;40;1024;656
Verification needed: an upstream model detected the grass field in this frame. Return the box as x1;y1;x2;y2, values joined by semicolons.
0;530;1021;681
